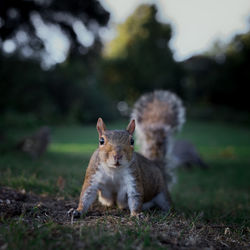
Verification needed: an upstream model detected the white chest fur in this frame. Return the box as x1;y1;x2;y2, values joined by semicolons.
93;163;137;208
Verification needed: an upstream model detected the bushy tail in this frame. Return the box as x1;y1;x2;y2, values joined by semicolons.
131;90;185;162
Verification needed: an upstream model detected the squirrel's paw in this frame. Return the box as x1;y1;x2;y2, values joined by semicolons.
67;208;81;218
130;211;144;219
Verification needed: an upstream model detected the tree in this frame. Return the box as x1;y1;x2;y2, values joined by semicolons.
0;0;117;125
0;51;118;125
100;4;184;103
0;0;109;63
182;29;250;115
211;31;250;111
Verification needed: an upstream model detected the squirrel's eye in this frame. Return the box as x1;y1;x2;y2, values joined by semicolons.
99;137;105;145
130;138;134;146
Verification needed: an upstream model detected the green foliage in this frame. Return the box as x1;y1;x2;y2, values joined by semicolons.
104;5;171;59
100;4;184;102
183;30;250;113
210;31;250;111
0;0;115;126
0;0;109;58
0;53;118;126
1;2;249;126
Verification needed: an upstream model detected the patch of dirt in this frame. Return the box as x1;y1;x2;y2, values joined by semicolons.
0;186;73;223
0;186;127;224
0;186;249;249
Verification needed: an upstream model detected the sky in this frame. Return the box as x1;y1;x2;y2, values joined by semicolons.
100;0;250;61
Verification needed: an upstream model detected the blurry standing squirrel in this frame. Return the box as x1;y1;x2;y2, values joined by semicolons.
72;118;172;218
131;90;186;187
131;90;208;187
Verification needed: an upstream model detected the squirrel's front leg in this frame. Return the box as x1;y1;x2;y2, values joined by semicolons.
128;194;143;217
74;177;98;217
125;173;143;217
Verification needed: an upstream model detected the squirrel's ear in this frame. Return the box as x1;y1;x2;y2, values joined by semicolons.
127;120;135;135
97;118;106;137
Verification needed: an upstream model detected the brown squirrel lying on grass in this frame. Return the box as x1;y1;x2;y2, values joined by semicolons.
72;118;172;218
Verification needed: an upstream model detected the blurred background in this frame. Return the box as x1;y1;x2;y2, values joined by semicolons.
0;0;249;127
0;3;250;246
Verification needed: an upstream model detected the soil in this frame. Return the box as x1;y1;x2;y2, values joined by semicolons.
0;186;124;224
0;186;249;249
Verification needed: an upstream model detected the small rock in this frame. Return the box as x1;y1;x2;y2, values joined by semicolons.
0;243;8;250
224;227;231;235
20;189;26;194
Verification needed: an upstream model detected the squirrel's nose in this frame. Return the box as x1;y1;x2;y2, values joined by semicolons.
113;154;122;161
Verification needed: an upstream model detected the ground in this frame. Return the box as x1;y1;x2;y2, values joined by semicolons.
0;120;249;249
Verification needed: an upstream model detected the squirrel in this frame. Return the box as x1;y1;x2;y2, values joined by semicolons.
172;139;208;170
71;118;172;218
71;90;207;218
131;90;186;188
15;126;51;159
131;90;208;187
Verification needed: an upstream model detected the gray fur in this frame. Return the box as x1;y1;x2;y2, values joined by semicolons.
172;139;208;169
131;90;185;160
142;192;170;211
131;90;186;189
131;90;185;133
105;130;130;145
16;126;51;158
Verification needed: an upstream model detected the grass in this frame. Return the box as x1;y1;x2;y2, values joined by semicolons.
0;119;249;249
